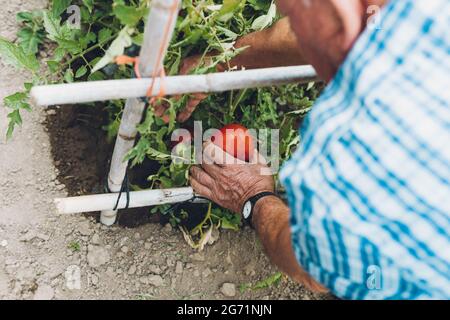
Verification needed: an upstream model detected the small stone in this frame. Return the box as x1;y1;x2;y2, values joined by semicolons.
147;275;164;287
91;234;100;245
244;263;256;276
33;285;54;300
186;263;194;269
78;221;93;236
87;245;110;268
119;237;128;246
139;277;149;285
190;253;205;262
193;270;200;277
91;274;99;286
128;265;137;275
121;246;129;254
175;261;183;274
202;268;212;278
149;264;162;275
134;233;141;240
166;257;175;267
163;224;172;233
144;242;152;249
106;267;115;276
0;240;7;247
36;233;50;242
220;283;236;297
20;231;37;242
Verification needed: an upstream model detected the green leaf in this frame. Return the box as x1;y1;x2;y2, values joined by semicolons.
240;272;283;293
113;3;146;26
52;0;72;18
75;65;88;78
218;0;245;22
16;12;34;23
82;0;94;13
0;37;39;72
132;33;144;46
53;47;66;61
6;110;22;139
98;28;113;43
4;92;28;109
220;216;240;231
251;2;276;31
24;82;33;91
253;272;282;290
91;26;134;73
88;71;105;81
146;146;172;161
47;60;59;72
43;10;61;41
17;27;44;55
64;68;74;82
4;91;31;139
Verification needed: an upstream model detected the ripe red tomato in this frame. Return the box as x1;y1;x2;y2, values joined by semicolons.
211;124;254;162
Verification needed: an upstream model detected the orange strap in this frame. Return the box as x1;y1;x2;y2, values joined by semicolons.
114;0;179;105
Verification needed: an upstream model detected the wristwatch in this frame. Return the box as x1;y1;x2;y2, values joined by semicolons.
242;192;277;224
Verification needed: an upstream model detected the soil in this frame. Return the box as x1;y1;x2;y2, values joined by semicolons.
0;0;333;300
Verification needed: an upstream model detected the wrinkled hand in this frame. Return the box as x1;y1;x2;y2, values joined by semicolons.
189;142;275;215
154;55;216;123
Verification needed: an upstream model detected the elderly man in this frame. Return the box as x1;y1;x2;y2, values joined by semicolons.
187;0;450;299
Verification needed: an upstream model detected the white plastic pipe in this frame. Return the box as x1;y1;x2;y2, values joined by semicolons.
55;187;198;215
100;0;181;226
30;65;318;106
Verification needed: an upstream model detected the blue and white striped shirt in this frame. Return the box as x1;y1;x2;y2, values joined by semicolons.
280;0;450;299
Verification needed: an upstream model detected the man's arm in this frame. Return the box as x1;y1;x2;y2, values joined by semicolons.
229;18;306;69
252;195;327;292
175;17;305;122
189;143;326;292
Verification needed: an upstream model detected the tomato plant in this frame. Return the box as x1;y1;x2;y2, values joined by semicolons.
0;0;320;237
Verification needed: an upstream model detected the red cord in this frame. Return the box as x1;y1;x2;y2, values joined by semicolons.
115;0;179;104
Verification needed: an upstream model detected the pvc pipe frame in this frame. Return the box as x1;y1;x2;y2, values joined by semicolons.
31;65;318;106
54;187;203;215
43;65;317;217
34;0;318;220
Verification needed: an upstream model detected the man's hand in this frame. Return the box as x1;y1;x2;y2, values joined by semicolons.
189;142;274;214
189;142;327;293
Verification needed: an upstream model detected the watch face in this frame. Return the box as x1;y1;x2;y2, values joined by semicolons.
242;201;252;219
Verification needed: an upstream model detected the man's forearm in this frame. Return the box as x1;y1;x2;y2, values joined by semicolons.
228;18;306;69
252;196;327;292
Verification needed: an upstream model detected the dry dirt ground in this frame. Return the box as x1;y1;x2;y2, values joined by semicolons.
0;0;330;300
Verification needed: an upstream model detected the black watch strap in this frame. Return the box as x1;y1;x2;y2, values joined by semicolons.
243;192;277;224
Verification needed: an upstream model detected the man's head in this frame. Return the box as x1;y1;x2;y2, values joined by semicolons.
277;0;387;81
